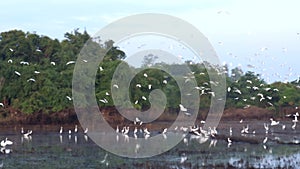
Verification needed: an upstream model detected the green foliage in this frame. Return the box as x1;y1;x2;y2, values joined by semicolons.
0;29;299;117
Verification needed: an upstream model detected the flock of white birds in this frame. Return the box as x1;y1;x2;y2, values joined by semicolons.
0;124;89;155
0;40;299;169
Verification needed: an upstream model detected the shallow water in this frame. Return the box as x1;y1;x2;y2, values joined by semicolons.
0;121;299;169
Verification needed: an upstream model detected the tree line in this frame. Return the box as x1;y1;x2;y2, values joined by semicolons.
0;29;299;117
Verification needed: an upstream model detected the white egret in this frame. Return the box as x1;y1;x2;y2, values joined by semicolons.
113;84;119;89
59;126;63;134
66;61;75;65
179;104;187;112
227;87;231;92
116;126;119;133
27;78;35;82
144;128;150;135
162;128;167;134
0;138;13;147
270;118;279;126
74;125;78;133
227;137;232;144
20;61;29;65
84;128;88;134
99;98;108;103
14;71;21;76
234;89;242;95
292;113;299;123
99;66;104;71
246;80;252;84
24;130;32;137
180;153;188;163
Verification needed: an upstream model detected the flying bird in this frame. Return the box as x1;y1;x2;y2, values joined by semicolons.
14;71;21;76
27;78;36;82
113;84;119;89
66;61;75;65
179;104;187;112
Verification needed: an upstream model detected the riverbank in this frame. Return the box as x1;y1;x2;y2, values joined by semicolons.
0;105;297;126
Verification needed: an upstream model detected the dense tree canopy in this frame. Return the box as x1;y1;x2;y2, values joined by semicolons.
0;29;299;117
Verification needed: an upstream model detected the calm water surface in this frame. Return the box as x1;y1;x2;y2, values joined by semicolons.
0;121;299;169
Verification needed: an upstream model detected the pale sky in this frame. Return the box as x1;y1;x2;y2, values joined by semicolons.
1;0;299;83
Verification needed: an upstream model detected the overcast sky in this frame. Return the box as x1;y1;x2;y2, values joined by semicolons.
1;0;299;83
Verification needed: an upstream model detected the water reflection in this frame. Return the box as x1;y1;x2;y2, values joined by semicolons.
0;124;298;168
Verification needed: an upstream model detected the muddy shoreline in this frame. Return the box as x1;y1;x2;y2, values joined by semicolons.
0;106;297;126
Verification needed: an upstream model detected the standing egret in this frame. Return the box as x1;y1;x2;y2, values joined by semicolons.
74;125;78;133
116;126;119;133
162;128;167;134
59;126;63;134
84;128;88;134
